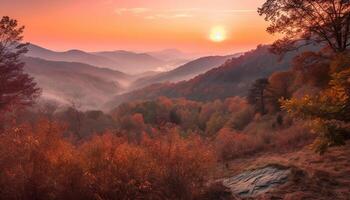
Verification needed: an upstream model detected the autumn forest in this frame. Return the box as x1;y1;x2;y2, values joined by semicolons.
1;0;350;199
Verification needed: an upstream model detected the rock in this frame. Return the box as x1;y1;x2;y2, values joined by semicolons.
222;165;291;198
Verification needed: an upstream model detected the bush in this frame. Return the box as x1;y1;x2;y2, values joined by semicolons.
281;68;350;153
215;122;313;161
214;128;265;161
229;107;254;131
0;120;216;199
273;123;314;151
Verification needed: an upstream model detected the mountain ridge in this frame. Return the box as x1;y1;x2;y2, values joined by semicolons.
22;56;131;110
104;44;319;109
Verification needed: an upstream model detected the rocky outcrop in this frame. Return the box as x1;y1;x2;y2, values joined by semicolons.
222;165;291;198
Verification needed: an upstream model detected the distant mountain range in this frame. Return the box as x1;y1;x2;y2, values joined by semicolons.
26;44;190;74
23;56;130;110
23;43;319;111
130;54;241;90
92;50;165;74
147;49;188;61
23;44;240;110
104;45;319;110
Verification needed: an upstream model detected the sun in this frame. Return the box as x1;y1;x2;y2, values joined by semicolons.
209;26;226;42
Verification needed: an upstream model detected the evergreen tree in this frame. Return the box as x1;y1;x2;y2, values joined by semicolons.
0;16;40;112
247;78;269;115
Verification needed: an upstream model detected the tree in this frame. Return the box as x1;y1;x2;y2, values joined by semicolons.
259;0;350;54
281;68;350;153
291;51;332;87
0;16;40;112
247;78;269;114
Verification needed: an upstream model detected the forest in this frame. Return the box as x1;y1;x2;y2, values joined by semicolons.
1;0;350;199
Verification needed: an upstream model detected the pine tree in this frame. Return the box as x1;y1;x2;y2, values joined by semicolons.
247;78;269;115
0;16;40;112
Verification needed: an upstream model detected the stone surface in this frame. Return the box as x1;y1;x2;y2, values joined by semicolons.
222;165;291;197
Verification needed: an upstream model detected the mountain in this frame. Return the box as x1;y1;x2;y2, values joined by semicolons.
26;44;117;69
147;49;188;61
93;50;165;74
105;45;318;109
130;54;239;89
147;49;199;71
26;44;168;74
22;56;131;110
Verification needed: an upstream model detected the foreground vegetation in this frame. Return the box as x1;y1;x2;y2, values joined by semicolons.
1;0;350;199
0;120;215;199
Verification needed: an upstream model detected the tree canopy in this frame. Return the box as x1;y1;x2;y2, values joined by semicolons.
281;67;350;153
259;0;350;54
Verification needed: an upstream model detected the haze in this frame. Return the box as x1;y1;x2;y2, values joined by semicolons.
0;0;276;54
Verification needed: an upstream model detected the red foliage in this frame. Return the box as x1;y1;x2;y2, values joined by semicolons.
0;119;216;199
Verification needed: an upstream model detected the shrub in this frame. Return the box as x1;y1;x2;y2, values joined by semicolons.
273;123;314;151
229;107;254;131
281;68;350;153
0;120;216;199
214;128;264;161
215;121;313;161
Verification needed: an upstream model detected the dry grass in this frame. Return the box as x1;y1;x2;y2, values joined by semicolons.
214;123;314;162
216;141;350;199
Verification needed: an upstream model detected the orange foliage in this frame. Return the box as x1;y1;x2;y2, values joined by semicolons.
215;123;313;161
215;128;264;161
0;119;215;199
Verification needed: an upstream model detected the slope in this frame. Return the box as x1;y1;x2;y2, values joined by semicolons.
105;45;318;109
23;56;130;110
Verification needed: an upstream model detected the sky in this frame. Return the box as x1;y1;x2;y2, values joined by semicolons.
0;0;278;54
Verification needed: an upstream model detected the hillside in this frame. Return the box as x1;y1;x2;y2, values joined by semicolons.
93;50;165;74
147;49;187;61
26;44;117;69
105;45;318;109
22;56;130;110
130;55;237;89
26;44;169;74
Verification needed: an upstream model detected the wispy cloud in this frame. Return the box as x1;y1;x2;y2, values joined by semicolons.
115;7;256;19
220;9;256;13
146;13;193;20
115;7;150;15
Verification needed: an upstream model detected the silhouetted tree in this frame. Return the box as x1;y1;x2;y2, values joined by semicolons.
0;16;40;112
259;0;350;54
247;78;269;114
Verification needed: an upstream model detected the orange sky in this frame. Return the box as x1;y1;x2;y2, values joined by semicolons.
0;0;278;54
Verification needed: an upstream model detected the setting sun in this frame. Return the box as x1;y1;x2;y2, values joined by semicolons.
209;26;227;42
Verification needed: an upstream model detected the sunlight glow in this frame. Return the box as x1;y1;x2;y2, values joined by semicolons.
209;26;227;42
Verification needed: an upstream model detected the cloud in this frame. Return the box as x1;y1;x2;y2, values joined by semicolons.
115;7;256;19
173;14;192;18
115;7;149;15
145;13;193;20
220;9;256;13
